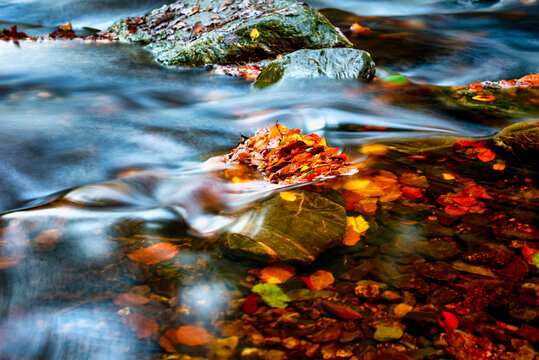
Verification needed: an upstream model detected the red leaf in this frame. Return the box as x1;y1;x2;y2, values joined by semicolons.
451;194;477;207
122;313;159;339
400;187;424;200
522;246;539;265
444;205;468;217
242;293;259;314
442;311;459;330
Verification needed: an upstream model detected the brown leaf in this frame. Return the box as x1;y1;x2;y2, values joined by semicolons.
122;313;159;339
113;292;151;306
127;242;178;265
176;325;210;346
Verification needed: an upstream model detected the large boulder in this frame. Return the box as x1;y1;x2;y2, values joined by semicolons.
222;190;346;264
109;0;352;67
253;48;375;88
492;120;539;158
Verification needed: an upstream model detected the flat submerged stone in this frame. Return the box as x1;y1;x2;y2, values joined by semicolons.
109;0;352;67
221;190;346;265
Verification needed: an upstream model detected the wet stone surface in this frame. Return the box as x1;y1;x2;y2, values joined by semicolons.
109;0;352;66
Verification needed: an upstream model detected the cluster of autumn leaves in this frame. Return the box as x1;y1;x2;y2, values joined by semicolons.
226;124;357;184
467;73;539;102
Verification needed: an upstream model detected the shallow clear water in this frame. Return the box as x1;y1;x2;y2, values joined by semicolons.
0;0;538;359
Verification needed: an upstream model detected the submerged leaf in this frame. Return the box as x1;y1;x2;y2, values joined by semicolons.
305;270;335;290
251;283;291;308
259;264;295;284
127;243;178;265
176;325;210;346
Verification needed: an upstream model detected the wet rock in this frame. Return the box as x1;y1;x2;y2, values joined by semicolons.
393;303;413;318
415;239;460;261
354;280;387;302
381;291;402;303
497;258;529;281
517;324;539;343
426;288;459;306
416;262;459;283
463;243;512;267
209;336;239;360
451;260;498;278
509;302;539;322
373;326;404;342
493;120;539;159
110;0;352;67
517;282;539;306
467;279;514;298
253;48;375;88
390;273;426;290
222;190;346;264
322;301;363;320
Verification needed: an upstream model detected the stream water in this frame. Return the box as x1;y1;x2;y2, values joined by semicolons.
0;0;538;359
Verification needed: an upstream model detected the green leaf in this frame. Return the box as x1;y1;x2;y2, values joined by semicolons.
533;252;539;269
382;75;407;84
252;283;291;308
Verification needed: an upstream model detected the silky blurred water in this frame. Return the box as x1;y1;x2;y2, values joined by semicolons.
0;0;538;359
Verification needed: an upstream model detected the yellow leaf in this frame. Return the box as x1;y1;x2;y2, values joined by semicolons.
250;28;259;41
60;22;72;31
300;165;310;172
442;173;456;180
342;178;372;191
347;215;369;234
280;191;297;202
360;144;388;155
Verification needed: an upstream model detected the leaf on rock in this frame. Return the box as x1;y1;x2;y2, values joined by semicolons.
259;264;295;284
472;95;495;102
127;242;178;265
251;283;291;308
250;28;259;41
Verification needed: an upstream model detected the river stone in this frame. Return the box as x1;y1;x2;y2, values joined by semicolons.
253;48;375;88
221;190;346;264
109;0;352;67
492;120;539;158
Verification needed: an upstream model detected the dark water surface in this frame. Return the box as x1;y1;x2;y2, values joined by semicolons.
0;0;538;359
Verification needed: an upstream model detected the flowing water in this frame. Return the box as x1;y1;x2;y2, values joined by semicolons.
0;0;538;359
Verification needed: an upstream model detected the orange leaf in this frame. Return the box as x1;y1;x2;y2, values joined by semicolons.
343;225;361;246
463;184;492;199
176;325;210;346
259;264;295;284
454;139;476;148
477;149;496;162
350;23;372;35
472;95;495;102
122;313;159;339
306;270;334;290
159;332;178;353
127;243;178;265
451;194;477;207
113;293;151;306
400;187;424;200
492;163;506;171
518;73;539;86
444;205;468;217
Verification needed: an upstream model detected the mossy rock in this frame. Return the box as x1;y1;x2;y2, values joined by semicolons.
109;0;352;67
492;120;539;158
254;48;375;88
221;190;346;265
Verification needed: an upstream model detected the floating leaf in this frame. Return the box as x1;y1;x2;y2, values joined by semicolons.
127;243;178;265
472;95;495;102
250;28;259;41
382;75;407;84
259;264;295;284
350;23;371;35
305;270;335;290
279;191;297;202
176;325;210;346
251;283;291;308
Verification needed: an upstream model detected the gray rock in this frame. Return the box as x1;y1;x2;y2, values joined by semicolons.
221;190;346;264
109;0;352;67
254;48;375;88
